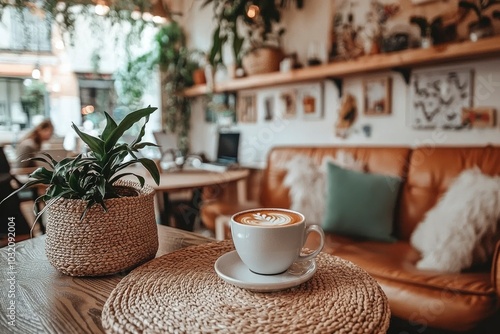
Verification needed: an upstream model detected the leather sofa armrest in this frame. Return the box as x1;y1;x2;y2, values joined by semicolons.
492;239;500;298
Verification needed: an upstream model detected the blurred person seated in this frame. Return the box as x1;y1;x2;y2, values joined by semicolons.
15;119;54;168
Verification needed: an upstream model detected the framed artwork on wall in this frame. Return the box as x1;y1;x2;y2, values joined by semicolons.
299;83;323;119
410;68;473;129
237;92;257;123
263;95;275;121
278;89;297;119
462;107;496;128
363;77;391;115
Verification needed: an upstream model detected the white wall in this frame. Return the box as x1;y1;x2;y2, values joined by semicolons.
184;1;500;165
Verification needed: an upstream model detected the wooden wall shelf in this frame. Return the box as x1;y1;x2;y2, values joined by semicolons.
183;35;500;97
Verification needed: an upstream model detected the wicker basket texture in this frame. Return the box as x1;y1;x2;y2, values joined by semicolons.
242;47;284;75
45;180;158;276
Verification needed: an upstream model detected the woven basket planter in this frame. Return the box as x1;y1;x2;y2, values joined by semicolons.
242;47;284;76
45;180;158;277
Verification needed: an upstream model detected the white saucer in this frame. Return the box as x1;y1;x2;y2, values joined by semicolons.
214;251;317;292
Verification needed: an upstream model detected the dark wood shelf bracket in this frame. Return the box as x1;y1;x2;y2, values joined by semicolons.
392;67;411;85
327;77;343;97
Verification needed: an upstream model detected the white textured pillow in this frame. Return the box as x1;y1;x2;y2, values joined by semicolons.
283;151;364;225
410;168;500;273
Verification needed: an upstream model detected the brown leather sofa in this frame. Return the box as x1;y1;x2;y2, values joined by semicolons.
201;145;500;332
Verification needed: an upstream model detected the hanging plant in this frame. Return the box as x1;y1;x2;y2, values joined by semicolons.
201;0;306;68
114;21;199;154
0;0;171;69
155;22;199;154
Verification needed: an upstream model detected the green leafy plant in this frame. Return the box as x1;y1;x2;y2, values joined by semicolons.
21;80;47;125
1;106;160;219
155;22;199;154
115;22;198;154
0;1;171;70
201;0;305;67
459;0;500;29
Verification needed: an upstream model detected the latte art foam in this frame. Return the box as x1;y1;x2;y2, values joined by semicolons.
234;210;303;226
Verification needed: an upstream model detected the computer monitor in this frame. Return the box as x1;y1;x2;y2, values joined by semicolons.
216;132;240;164
153;131;177;158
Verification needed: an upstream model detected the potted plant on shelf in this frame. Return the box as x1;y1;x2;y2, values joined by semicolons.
458;0;500;41
202;0;306;76
1;106;161;277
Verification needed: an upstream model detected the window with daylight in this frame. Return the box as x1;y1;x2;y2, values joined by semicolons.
1;8;52;52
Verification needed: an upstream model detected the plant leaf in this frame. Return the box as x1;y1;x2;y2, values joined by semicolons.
0;178;45;205
132;142;159;151
71;123;105;157
131;113;149;147
458;0;481;18
101;111;118;141
105;106;157;152
137;158;160;185
109;173;145;187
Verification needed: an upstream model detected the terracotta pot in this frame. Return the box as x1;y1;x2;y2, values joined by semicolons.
193;68;206;85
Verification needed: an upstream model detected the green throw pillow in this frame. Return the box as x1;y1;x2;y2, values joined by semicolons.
322;162;401;242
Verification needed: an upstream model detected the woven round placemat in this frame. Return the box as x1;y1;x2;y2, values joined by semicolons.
102;241;390;334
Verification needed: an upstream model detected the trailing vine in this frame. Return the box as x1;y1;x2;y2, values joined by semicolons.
114;21;198;154
155;22;198;155
0;0;167;69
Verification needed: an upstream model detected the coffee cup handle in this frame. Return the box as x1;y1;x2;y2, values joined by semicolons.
298;224;325;262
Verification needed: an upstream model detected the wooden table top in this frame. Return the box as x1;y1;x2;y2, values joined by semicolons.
0;225;214;334
12;167;249;192
145;168;249;192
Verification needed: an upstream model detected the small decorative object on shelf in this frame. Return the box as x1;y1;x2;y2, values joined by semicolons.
1;107;161;276
410;14;457;47
459;0;500;41
307;41;322;66
202;0;306;75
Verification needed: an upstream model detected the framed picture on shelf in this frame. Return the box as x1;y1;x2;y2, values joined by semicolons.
278;89;297;119
237;92;257;123
299;83;323;119
363;77;391;115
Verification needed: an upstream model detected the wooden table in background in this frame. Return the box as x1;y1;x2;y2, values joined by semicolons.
137;168;249;229
0;226;213;334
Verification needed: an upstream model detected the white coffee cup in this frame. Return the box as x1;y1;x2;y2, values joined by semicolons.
231;208;325;275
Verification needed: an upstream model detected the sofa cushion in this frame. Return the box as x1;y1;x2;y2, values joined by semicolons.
410;168;500;273
399;146;500;240
322;162;401;242
283;151;364;225
261;146;411;209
